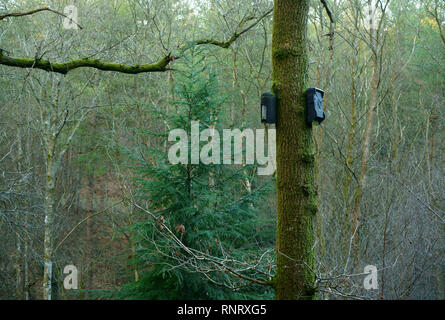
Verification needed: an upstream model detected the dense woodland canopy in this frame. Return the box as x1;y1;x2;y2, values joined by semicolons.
0;0;444;300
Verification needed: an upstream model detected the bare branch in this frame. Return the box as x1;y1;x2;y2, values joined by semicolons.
191;8;273;49
131;201;274;289
0;52;174;75
54;200;123;254
0;8;272;75
0;6;83;29
320;0;335;24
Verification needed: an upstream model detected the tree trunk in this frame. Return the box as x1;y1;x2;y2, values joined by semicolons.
24;116;32;300
351;46;379;267
15;212;22;299
272;0;316;300
15;129;23;299
42;139;56;300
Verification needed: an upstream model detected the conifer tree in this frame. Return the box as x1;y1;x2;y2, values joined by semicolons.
119;47;273;299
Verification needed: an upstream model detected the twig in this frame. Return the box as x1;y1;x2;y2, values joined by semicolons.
0;6;83;29
0;8;272;75
53;200;123;253
320;0;335;24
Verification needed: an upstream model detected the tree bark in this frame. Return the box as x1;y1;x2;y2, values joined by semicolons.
351;40;379;267
42;138;56;300
272;0;316;300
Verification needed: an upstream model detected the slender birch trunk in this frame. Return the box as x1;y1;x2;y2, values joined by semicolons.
15;129;24;299
15;213;22;299
42;137;56;300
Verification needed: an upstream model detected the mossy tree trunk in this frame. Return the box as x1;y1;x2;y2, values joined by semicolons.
272;0;317;300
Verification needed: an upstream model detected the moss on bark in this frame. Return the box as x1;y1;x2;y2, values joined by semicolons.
0;51;172;75
272;0;317;300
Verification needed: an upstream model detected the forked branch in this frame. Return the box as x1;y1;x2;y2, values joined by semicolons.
0;6;83;29
0;7;273;75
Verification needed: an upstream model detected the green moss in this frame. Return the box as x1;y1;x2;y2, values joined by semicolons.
273;0;316;300
0;53;172;75
302;151;315;164
304;285;317;299
273;48;301;60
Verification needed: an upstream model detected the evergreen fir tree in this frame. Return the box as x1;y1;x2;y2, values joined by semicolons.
118;47;274;299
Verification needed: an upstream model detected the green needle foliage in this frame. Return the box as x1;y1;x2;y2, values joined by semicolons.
118;47;274;299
